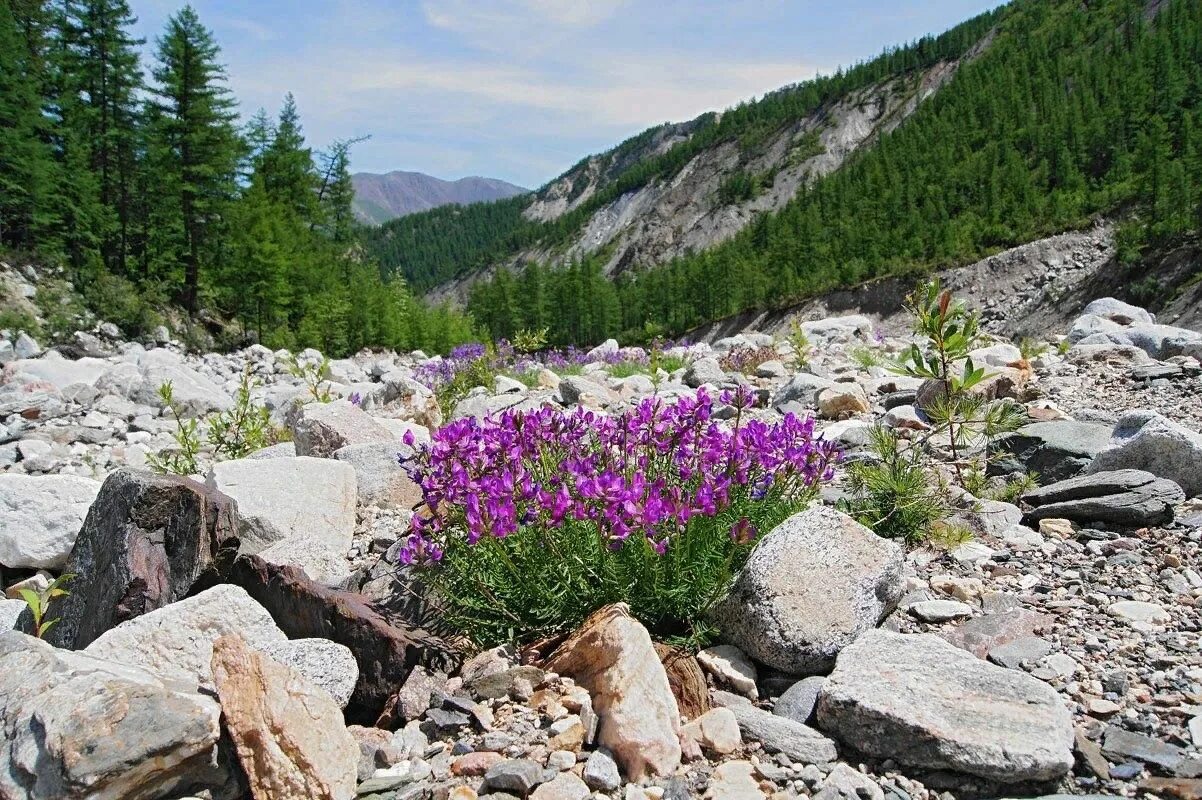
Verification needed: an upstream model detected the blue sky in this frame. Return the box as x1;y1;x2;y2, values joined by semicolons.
130;1;1000;188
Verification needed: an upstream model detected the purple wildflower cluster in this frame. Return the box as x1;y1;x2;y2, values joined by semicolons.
397;386;840;565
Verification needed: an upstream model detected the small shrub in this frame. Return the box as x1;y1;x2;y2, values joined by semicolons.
398;386;840;645
787;321;812;369
285;353;335;403
842;425;951;544
511;328;549;354
147;381;202;475
1018;337;1048;361
0;308;42;338
847;345;884;370
19;573;73;639
608;360;650;379
207;370;277;460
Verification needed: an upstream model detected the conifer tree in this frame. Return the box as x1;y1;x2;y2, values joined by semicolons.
145;4;241;311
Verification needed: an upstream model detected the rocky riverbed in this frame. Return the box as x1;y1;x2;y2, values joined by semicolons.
1;295;1200;800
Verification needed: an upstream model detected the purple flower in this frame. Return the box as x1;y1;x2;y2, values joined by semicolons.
400;388;840;562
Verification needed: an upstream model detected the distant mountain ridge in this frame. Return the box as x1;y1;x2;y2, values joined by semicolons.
352;171;527;225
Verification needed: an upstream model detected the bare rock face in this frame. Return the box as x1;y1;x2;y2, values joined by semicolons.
0;631;240;800
47;468;240;650
816;630;1074;783
211;634;358;800
545;604;682;781
710;507;903;674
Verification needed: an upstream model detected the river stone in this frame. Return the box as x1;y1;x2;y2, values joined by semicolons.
0;474;101;569
712;690;838;764
211;634;358;800
127;348;232;417
47;468;241;650
0;631;239;800
991;421;1114;484
1021;469;1184;528
770;373;836;408
816;630;1074;782
1084;298;1155;325
710;507;903;674
774;676;826;725
1087;411;1202;497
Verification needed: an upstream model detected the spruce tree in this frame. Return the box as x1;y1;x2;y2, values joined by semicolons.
145;4;241;311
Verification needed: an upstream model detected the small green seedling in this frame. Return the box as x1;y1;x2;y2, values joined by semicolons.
19;573;74;639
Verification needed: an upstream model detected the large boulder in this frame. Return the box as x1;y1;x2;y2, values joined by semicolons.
2;353;111;390
124;349;231;416
230;554;458;723
816;630;1074;783
0;631;240;800
334;441;421;509
545;604;682;781
710;507;903;674
770;373;836;409
290;399;395;457
1087;411;1202;497
205;456;356;566
683;358;726;388
211;634;357;800
81;584;357;707
1021;469;1184;528
1083;298;1155;325
0;474;101;569
991;421;1114;484
47;469;240;650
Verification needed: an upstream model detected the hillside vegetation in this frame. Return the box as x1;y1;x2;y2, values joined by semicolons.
369;0;1202;347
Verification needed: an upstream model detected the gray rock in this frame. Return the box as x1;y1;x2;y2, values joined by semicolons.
290;399;395;457
582;749;621;792
770;373;836;408
987;636;1055;670
710;507;903;674
334;441;421;509
0;631;239;800
258;638;359;709
127;349;231;416
774;676;826;725
992;421;1114;484
206;456;356;555
13;331;41;359
485;758;544;795
1084;298;1155;325
712;690;838;764
1087;411;1202;497
1101;726;1185;771
246;442;297;459
0;474;101;569
909;599;973;623
558;375;612;405
494;375;527;394
0;598;26;632
1021;469;1184;527
816;630;1074;783
585;339;619;362
683;357;726;388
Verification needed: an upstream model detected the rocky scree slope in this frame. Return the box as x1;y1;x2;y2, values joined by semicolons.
1;296;1201;799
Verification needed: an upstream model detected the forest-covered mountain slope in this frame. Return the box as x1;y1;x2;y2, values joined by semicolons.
365;0;1202;348
351;171;526;225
